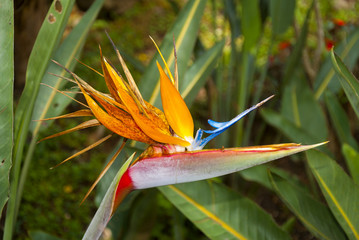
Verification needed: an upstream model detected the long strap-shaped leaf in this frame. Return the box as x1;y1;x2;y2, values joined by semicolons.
0;0;14;217
307;150;359;240
5;1;74;239
159;181;290;240
269;171;346;240
139;0;207;107
330;49;359;120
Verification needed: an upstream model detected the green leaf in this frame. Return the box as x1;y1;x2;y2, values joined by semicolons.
4;1;75;239
139;0;207;107
269;171;346;240
282;2;312;84
241;165;309;193
307;150;359;240
261;109;327;147
342;144;359;185
281;75;328;141
325;91;359;151
159;181;291;240
181;40;225;106
14;0;105;230
0;0;13;216
314;29;359;99
14;0;74;137
270;0;295;36
241;0;261;51
83;153;135;240
330;49;359;120
30;0;105;134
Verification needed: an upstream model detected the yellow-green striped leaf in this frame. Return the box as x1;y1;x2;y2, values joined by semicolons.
269;171;346;240
159;181;291;240
307;150;359;240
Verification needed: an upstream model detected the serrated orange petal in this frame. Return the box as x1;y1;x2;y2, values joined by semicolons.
157;62;194;141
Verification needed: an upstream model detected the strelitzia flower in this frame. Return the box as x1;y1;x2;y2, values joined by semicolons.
43;36;325;239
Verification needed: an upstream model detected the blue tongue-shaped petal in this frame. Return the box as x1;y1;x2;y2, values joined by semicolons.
192;96;274;150
207;119;227;128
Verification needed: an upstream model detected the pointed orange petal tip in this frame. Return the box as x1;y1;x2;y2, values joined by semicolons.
157;62;194;141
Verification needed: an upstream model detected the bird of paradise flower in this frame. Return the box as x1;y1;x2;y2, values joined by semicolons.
41;34;325;239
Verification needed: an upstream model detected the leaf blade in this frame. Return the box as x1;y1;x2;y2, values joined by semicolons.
269;171;346;240
0;0;14;216
307;150;359;240
330;49;359;120
159;181;291;240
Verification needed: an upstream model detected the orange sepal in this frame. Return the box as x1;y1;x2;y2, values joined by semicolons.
116;84;190;146
157;62;194;140
79;84;155;144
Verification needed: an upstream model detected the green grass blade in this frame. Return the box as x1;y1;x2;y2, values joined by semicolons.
325;91;359;151
139;0;207;107
0;0;14;216
330;49;359;120
270;0;295;37
159;181;291;240
307;150;359;240
269;171;346;240
181;40;225;106
342;144;359;185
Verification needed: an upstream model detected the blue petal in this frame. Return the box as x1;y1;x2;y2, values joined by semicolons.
207;119;228;128
191;96;274;150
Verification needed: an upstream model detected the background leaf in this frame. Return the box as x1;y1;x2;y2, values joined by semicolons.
181;40;225;106
330;49;359;120
269;171;346;240
4;1;75;239
307;150;359;240
342;144;359;185
270;0;295;36
241;0;261;51
0;0;14;216
159;181;291;240
30;0;105;134
325;91;359;151
314;29;359;99
139;0;207;107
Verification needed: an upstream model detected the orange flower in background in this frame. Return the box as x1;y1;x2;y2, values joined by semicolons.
325;38;335;51
332;18;346;27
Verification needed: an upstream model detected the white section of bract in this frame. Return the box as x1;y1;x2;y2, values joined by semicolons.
128;143;325;189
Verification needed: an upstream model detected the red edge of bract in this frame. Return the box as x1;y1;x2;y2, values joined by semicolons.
112;169;134;216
